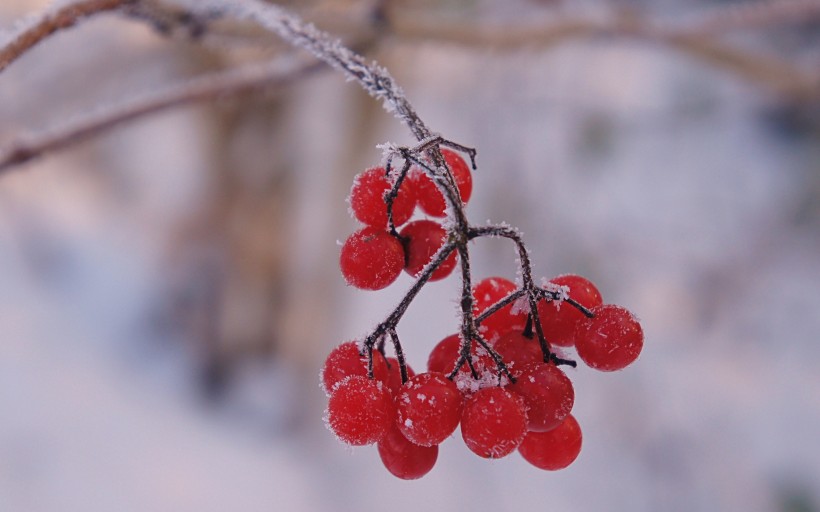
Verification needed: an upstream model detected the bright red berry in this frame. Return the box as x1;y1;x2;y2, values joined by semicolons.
321;341;390;395
537;274;603;347
414;149;473;217
377;424;438;480
385;357;416;396
339;227;405;290
510;362;574;432
349;166;416;229
326;375;396;446
518;414;582;470
574;304;643;371
396;372;463;447
472;277;528;343
400;220;457;281
461;387;528;459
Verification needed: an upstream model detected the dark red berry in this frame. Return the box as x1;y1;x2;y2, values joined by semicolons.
400;220;457;281
378;424;438;480
414;149;473;217
518;414;582;470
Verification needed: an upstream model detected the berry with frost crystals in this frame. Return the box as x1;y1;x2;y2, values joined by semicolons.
326;376;395;446
461;387;527;459
396;372;463;447
574;304;643;371
339;226;404;290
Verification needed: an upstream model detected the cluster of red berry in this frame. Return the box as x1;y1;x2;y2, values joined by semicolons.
323;146;643;479
323;278;641;477
339;148;471;290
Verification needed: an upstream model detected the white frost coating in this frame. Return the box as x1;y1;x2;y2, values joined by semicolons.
510;296;531;316
206;0;416;128
404;418;413;428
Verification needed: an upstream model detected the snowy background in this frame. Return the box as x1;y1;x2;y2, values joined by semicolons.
1;1;818;511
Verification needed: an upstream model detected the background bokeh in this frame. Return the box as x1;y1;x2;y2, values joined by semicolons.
1;1;818;511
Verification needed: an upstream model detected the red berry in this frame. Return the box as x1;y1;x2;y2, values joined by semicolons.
400;220;457;281
472;277;528;343
349;166;416;228
378;424;438;480
510;362;574;432
385;357;416;396
397;372;463;447
574;304;643;371
461;387;528;459
414;149;473;217
321;341;389;395
537;274;603;347
426;334;494;386
518;414;582;470
492;330;543;376
339;227;405;290
326;376;396;446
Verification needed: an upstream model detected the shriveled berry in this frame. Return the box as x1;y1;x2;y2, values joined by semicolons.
518;414;582;470
339;227;405;290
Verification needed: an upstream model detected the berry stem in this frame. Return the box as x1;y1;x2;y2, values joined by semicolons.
388;329;409;384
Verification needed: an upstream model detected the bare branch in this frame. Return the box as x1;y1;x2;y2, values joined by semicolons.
0;0;131;74
0;55;322;173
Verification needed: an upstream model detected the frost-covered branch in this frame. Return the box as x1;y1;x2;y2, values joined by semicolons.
0;56;321;173
0;0;130;74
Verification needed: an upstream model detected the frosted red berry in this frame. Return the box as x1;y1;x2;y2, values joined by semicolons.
473;277;528;343
397;372;463;447
461;387;528;459
510;362;574;432
414;149;473;217
518;414;582;470
326;375;396;446
537;274;603;347
378;424;438;480
339;226;405;290
400;220;457;281
321;341;390;395
575;304;643;371
349;166;416;229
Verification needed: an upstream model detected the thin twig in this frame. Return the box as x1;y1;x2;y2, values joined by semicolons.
0;0;131;74
0;56;322;173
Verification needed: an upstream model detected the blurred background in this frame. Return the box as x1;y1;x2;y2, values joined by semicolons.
1;0;818;510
